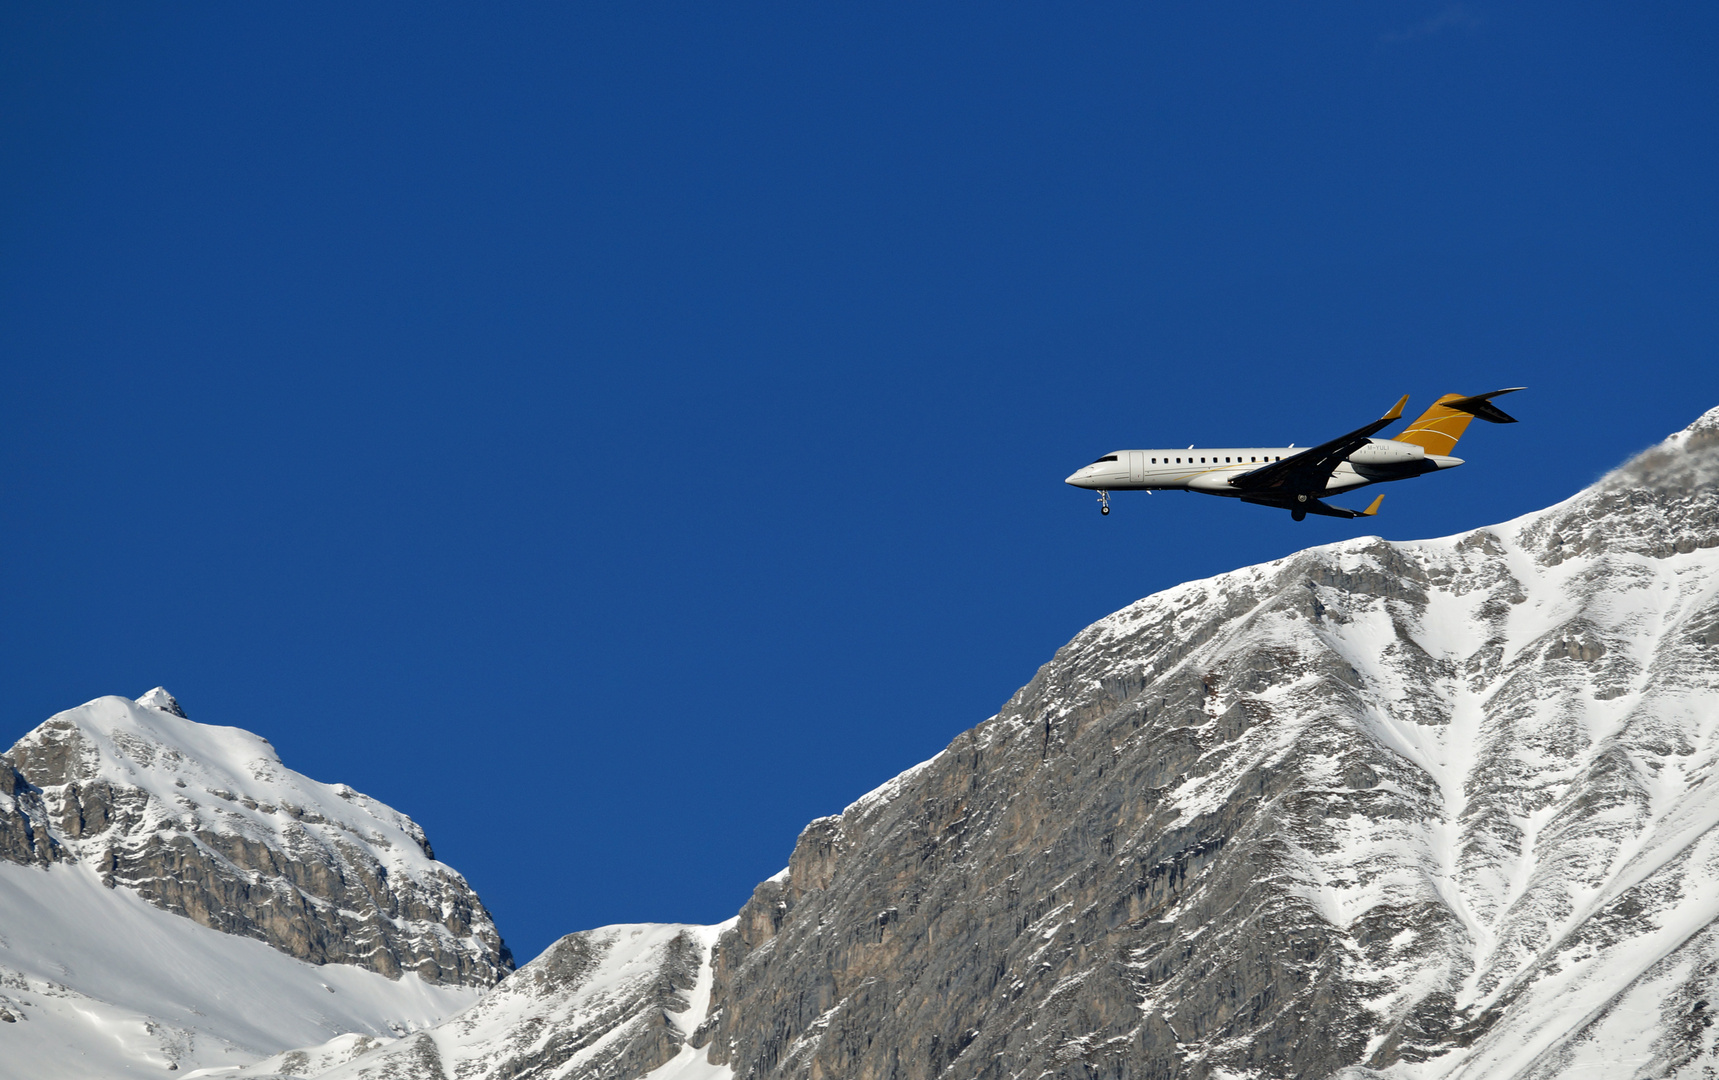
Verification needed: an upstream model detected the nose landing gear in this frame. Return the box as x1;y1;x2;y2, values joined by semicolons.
1098;490;1111;516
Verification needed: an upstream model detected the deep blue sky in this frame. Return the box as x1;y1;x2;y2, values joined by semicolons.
3;3;1716;964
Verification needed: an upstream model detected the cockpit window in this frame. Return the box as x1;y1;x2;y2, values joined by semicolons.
1090;455;1118;464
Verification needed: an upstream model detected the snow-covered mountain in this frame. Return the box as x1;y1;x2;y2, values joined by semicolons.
682;405;1719;1080
11;405;1719;1080
0;692;510;1075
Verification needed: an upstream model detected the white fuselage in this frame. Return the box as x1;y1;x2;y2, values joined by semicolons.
1063;444;1463;495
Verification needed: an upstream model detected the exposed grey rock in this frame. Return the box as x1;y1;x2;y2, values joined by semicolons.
0;758;61;867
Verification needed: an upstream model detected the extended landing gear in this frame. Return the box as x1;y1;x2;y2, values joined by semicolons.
1098;490;1111;516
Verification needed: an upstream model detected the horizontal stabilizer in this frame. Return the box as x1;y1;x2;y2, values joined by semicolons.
1239;494;1384;520
1442;387;1525;424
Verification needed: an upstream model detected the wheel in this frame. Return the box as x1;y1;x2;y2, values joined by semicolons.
1101;506;1110;515
1292;509;1306;522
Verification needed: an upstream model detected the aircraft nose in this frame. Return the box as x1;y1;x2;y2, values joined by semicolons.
1065;468;1090;487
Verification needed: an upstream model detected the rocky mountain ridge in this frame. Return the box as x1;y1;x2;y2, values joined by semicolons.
680;405;1719;1080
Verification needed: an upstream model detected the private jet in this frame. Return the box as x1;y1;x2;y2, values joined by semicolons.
1065;389;1524;520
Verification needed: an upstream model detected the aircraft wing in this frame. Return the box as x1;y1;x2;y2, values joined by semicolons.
1227;394;1409;496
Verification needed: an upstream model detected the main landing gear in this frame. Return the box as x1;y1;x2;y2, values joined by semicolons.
1098;490;1111;515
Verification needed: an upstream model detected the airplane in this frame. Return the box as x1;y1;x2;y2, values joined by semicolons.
1064;388;1524;521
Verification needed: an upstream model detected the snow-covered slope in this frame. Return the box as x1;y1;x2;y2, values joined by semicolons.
219;921;735;1080
0;860;479;1076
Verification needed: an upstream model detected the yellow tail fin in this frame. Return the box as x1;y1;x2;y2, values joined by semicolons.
1393;388;1524;455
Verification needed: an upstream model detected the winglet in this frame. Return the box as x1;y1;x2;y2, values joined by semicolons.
1383;394;1409;422
1361;494;1385;517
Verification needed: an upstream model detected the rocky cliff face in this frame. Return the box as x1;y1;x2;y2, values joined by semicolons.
683;407;1719;1080
0;690;512;989
0;748;60;868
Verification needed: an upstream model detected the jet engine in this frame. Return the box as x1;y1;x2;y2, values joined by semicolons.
1346;439;1425;467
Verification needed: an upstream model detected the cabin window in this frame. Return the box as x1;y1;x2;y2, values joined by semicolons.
1225;457;1231;463
1252;456;1257;462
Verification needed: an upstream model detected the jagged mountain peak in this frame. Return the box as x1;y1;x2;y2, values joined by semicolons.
1;693;511;988
8;693;421;863
136;686;187;717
